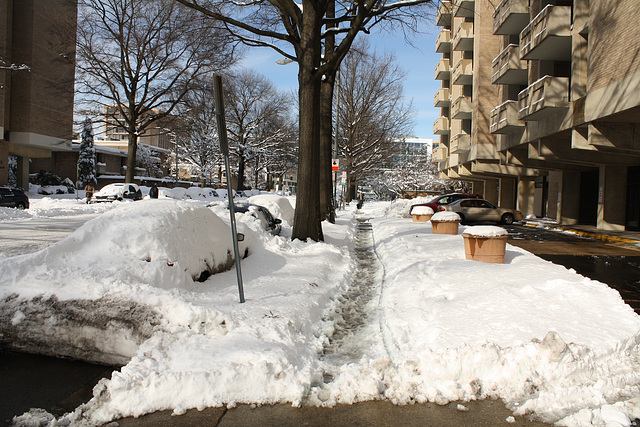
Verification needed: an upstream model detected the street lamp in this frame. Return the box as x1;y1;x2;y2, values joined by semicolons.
275;58;294;65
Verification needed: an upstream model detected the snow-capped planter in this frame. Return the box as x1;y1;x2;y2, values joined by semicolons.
462;225;509;264
411;206;434;222
430;211;461;235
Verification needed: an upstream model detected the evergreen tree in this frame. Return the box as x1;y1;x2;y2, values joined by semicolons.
78;117;97;187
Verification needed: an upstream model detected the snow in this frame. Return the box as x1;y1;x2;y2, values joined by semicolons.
410;206;434;216
247;193;295;225
431;211;461;222
463;225;509;237
3;199;640;426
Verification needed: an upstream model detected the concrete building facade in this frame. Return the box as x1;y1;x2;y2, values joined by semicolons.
0;0;77;189
434;0;640;231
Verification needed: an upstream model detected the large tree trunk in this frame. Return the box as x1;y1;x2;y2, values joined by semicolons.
319;74;335;223
319;1;336;223
237;151;246;191
126;132;138;183
292;3;324;242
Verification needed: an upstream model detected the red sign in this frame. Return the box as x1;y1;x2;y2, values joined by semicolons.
331;159;339;172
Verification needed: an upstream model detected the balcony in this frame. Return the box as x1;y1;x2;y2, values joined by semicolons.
453;0;474;18
434;88;451;108
451;95;472;119
450;133;471;153
436;29;451;53
434;146;448;163
452;21;474;51
490;101;525;133
433;117;450;135
435;59;450;80
491;44;527;85
520;5;572;61
518;76;570;121
436;1;452;27
493;0;529;35
452;58;473;85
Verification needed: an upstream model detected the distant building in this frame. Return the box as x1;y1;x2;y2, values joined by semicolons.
0;0;77;189
391;137;436;166
103;105;173;151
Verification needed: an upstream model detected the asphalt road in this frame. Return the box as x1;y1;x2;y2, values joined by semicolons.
0;214;98;256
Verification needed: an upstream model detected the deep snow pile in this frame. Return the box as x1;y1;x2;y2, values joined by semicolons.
2;194;117;220
3;199;640;426
2;198;355;424
247;193;296;225
346;202;640;426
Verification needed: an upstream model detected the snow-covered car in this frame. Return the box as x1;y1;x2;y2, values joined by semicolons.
240;189;260;198
37;185;71;195
201;187;221;199
157;187;187;199
440;198;523;225
232;203;282;235
216;189;239;199
92;183;142;203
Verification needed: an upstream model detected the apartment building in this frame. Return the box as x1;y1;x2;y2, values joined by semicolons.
0;0;77;189
435;0;640;231
103;106;173;151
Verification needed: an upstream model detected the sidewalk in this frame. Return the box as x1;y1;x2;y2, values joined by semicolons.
115;400;551;426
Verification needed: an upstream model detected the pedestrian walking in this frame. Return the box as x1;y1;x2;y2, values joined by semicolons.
149;183;159;199
84;182;95;203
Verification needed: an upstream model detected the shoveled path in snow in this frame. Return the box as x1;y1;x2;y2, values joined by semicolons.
318;220;389;382
116;218;549;426
117;220;548;427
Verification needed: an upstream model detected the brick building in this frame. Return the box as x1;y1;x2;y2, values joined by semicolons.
434;0;640;231
0;0;77;189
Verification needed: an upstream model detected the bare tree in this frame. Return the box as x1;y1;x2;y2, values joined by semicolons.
224;70;295;190
374;145;458;199
175;0;435;242
174;80;224;184
75;0;239;183
337;41;414;201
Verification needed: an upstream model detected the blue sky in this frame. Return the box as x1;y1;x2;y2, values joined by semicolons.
237;18;441;140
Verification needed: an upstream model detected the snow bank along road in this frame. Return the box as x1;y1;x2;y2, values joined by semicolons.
2;197;640;426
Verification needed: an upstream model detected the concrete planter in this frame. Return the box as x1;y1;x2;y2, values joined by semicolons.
412;213;433;222
430;211;461;234
431;220;460;234
462;227;508;264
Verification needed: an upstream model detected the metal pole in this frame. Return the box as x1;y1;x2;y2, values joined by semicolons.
174;134;179;185
213;75;245;303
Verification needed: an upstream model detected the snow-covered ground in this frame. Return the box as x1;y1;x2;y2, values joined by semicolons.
2;196;640;426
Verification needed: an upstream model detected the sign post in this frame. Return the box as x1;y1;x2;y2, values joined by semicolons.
213;75;245;303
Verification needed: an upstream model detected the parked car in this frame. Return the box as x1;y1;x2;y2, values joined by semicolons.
92;183;142;203
0;186;29;209
440;198;523;225
232;203;282;236
410;193;481;215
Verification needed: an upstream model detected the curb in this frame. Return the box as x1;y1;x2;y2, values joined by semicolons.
521;221;640;244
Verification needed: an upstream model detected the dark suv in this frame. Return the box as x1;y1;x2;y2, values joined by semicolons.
0;186;30;209
409;193;480;215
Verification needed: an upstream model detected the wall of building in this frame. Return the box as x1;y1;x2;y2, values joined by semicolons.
589;0;640;93
0;0;77;188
